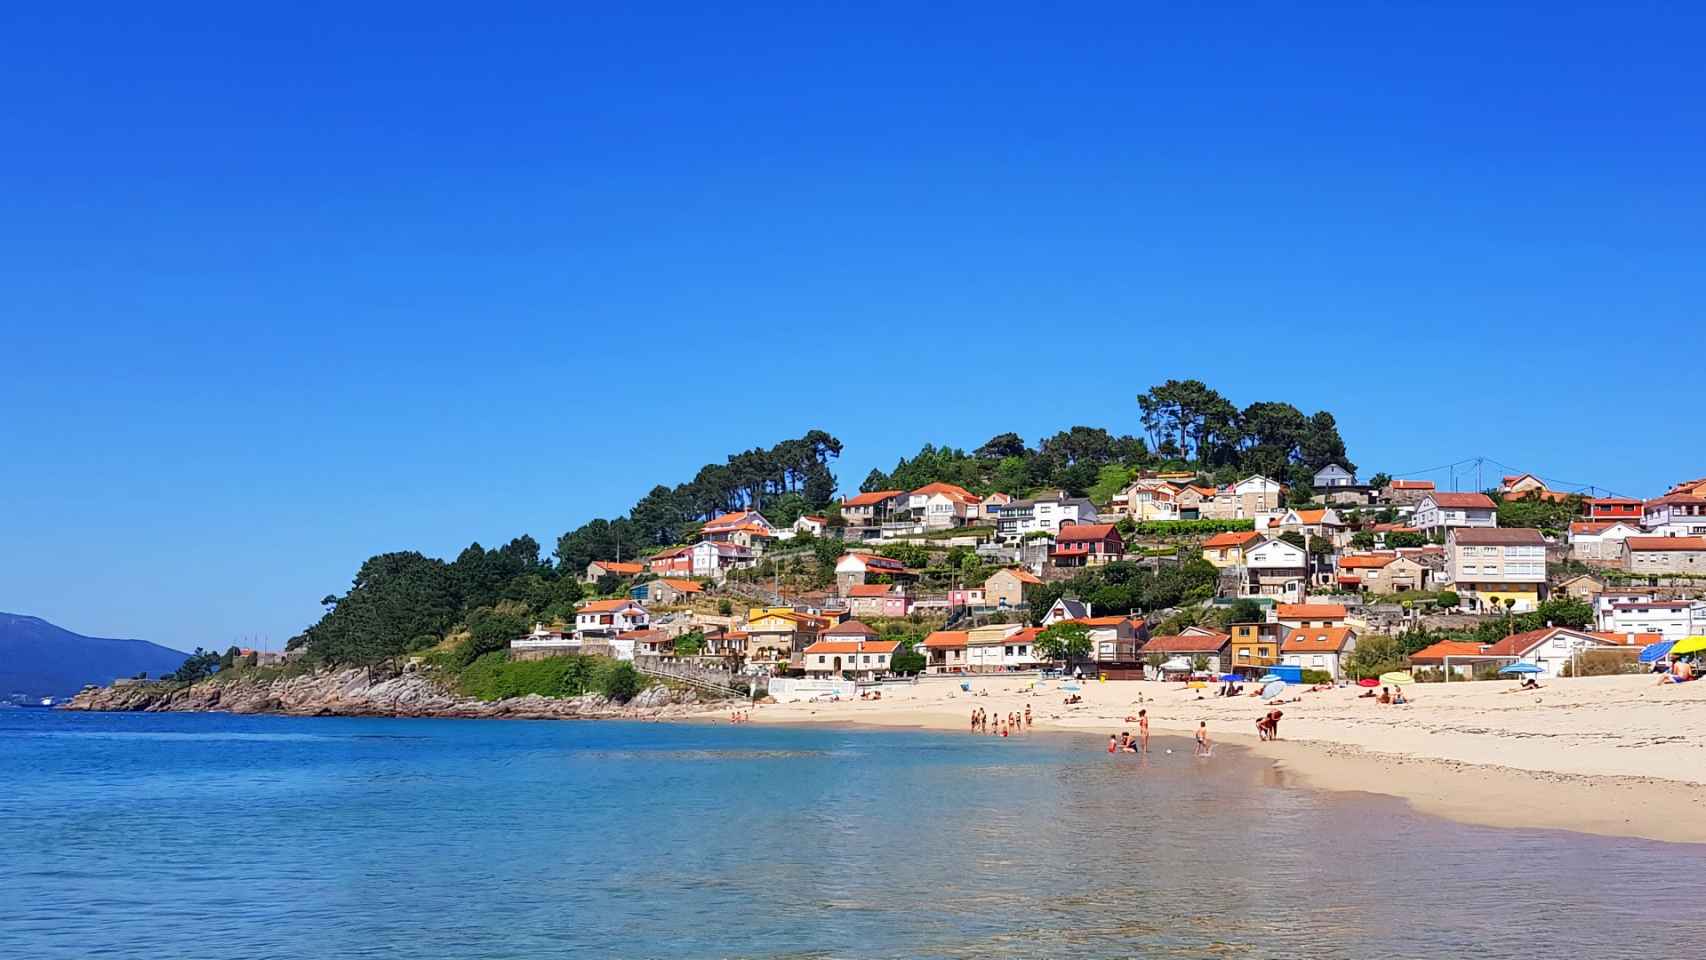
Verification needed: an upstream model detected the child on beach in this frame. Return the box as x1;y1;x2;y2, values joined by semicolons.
1108;734;1118;754
1194;722;1212;757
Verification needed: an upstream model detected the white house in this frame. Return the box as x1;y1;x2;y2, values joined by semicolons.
995;494;1099;540
1243;537;1309;602
1040;598;1090;626
1412;492;1498;537
700;510;777;541
800;638;900;681
1568;521;1646;563
907;482;982;529
692;540;754;578
791;515;829;538
1640;495;1706;537
1279;626;1357;680
1593;589;1655;629
575;599;649;641
965;624;1042;672
1312;464;1357;488
1600;600;1706;642
1482;627;1628;679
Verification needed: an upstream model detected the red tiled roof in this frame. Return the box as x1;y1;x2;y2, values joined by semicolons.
1390;480;1435;490
922;630;969;649
845;584;896;598
657;578;702;592
1337;554;1395;569
823;619;878;636
1069;616;1135;627
1055;523;1118;542
1626;536;1706;552
1280;627;1354;653
1587;497;1642;506
702;510;770;531
1203;531;1262;549
1645;494;1706;507
1476;627;1621;658
1276;603;1347;620
1293;509;1333;524
844;490;905;507
1428;492;1496;508
1569;521;1619;535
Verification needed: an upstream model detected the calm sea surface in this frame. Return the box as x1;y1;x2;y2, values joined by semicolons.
1;710;1702;959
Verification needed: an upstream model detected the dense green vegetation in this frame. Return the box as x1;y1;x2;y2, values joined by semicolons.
1027;558;1220;627
861;380;1354;500
458;652;645;702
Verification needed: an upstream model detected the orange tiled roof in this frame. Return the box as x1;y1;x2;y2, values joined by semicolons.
1626;536;1706;552
1337;554;1395;569
1203;531;1262;549
843;490;905;507
1280;627;1354;653
580;598;642;613
801;639;901;656
845;584;896;598
658;578;703;592
591;561;646;575
911;482;980;504
1390;479;1435;490
923;630;969;649
1408;640;1489;663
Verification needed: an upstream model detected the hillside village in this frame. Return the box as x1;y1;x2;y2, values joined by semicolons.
515;464;1706;692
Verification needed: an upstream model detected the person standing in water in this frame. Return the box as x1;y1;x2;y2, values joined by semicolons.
1138;710;1150;754
1024;704;1032;729
1107;734;1118;754
1194;721;1212;757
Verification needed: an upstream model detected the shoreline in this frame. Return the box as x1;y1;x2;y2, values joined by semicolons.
720;672;1706;844
62;668;1706;843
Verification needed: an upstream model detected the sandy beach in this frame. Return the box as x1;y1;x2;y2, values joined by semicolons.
732;672;1706;842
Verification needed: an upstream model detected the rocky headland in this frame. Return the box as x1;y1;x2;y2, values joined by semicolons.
62;668;709;720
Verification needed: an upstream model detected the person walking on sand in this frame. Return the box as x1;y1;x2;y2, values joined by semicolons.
1194;721;1212;757
1138;710;1150;753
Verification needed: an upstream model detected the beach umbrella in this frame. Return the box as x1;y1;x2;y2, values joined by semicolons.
1356;678;1380;688
1060;683;1082;692
1219;674;1240;682
1261;680;1287;699
1378;671;1415;686
1670;636;1706;657
1498;662;1543;675
1639;640;1676;664
1161;657;1192;672
1258;673;1282;682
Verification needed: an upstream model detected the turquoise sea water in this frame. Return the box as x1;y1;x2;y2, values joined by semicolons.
2;709;1702;958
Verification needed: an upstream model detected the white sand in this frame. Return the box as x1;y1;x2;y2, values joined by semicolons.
724;673;1706;842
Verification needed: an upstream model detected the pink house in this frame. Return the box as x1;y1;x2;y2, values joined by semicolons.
844;583;913;618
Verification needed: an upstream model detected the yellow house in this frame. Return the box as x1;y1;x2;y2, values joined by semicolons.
1201;530;1263;568
1228;622;1286;673
742;610;827;666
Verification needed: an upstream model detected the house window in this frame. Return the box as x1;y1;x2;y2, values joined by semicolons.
818;656;826;664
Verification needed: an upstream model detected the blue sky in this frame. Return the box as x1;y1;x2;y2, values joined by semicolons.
4;3;1702;651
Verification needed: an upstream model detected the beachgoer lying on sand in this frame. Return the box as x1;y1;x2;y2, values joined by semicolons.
1359;690;1377;698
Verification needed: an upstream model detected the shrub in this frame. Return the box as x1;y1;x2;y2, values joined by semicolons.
600;662;643;702
1435;591;1459;608
1300;669;1334;685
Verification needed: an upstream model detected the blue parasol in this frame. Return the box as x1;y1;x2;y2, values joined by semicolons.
1639;640;1676;664
1498;662;1543;675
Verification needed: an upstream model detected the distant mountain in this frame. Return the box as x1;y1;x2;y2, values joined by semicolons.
0;613;190;699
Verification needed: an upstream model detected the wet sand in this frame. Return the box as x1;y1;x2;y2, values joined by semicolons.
720;672;1706;843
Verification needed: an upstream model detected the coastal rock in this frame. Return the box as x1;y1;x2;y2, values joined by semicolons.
61;667;718;721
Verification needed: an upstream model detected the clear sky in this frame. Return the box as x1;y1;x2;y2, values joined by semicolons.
4;3;1702;651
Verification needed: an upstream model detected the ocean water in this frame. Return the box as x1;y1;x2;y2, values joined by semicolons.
1;710;1702;959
